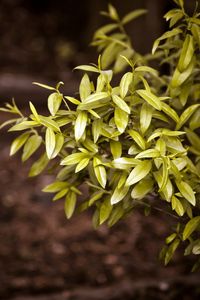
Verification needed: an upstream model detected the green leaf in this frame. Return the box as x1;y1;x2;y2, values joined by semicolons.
79;74;91;101
88;191;104;206
39;115;60;132
93;157;107;188
114;107;128;133
92;119;102;143
135;148;160;159
108;3;119;21
29;102;40;122
78;92;110;110
166;233;177;245
45;127;56;159
74;65;99;73
9;120;39;131
99;198;112;224
171;58;195;88
189;108;200;130
164;239;180;265
128;129;146;150
119;72;133;98
140;103;153;134
126;160;152;186
161;102;179;123
176;104;200;130
122;9;147;25
101;42;122;69
94;23;118;39
10;132;30;156
33;82;56;91
112;157;139;170
152;28;182;54
51;133;64;159
112;94;130;114
137;89;162;110
48;92;63;116
178;34;194;72
183;217;200;241
171;195;184;216
131;178;153;199
110;140;122;159
159;157;169;192
185;128;200;151
135;66;158;76
175;180;196;206
154;170;173;202
22;135;42;162
64;191;77;219
43;181;68;193
111;185;129;204
61;152;88;165
75;157;90;173
64;96;81;105
75;111;87;141
53;188;69;201
29;153;49;177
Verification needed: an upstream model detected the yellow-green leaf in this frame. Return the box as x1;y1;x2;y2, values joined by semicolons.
112;94;130;114
178;34;194;72
137;89;162;110
131;178;153;199
93;157;107;188
114;107;128;133
64;191;77;219
119;72;133;98
183;216;200;241
126;160;152;186
22;135;42;162
75;111;87;141
45;128;56;159
10;132;30;156
48;93;63;116
175;180;196;206
128;129;146;150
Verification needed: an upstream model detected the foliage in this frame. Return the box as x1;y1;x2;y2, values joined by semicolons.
1;0;200;268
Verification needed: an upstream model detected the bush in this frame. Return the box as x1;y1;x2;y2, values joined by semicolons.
1;0;200;268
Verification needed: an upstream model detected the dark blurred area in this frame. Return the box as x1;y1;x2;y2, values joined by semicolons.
0;1;200;300
0;0;198;101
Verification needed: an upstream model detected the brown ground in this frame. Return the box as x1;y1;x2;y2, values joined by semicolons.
0;116;200;300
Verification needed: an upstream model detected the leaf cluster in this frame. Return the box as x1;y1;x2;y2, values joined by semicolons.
1;0;200;267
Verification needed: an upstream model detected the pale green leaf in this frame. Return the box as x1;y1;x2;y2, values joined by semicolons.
75;111;87;141
137;89;162;110
176;104;200;130
64;191;77;219
112;94;130;114
128;129;146;150
183;216;200;240
10;132;30;156
119;72;133;98
131;178;153;199
45;127;56;159
178;34;194;72
48;92;63;116
93;157;107;188
122;9;147;25
79;74;91;101
126;160;152;186
176;180;196;206
111;185;129;204
114;107;128;133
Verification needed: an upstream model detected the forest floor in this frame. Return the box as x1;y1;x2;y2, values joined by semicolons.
0;96;200;300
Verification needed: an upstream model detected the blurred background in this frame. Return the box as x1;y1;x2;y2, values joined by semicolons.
0;1;200;300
